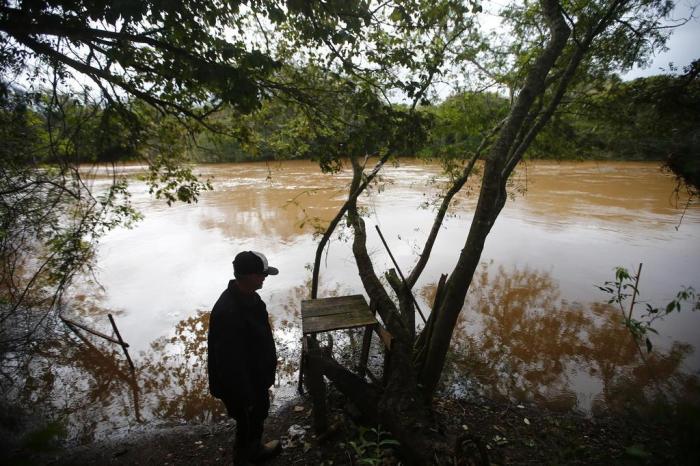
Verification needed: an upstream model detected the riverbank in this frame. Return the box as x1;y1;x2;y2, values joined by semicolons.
12;387;694;466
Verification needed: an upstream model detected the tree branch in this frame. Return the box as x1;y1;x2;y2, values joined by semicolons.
405;119;504;289
311;153;391;298
417;0;572;398
503;0;626;177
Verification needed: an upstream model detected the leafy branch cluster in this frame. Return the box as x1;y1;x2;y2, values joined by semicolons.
348;425;400;465
597;265;699;352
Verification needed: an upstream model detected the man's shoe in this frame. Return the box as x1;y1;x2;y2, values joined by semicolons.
250;439;282;463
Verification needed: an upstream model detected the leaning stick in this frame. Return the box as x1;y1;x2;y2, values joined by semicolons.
374;225;427;324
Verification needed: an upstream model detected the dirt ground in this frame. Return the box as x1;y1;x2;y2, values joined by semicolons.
9;384;697;466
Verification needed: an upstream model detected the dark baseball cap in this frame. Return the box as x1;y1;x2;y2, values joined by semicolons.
233;251;279;276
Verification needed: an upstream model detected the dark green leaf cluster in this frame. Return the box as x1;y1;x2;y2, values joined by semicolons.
519;66;700;165
417;91;508;161
0;0;376;118
0;1;265;114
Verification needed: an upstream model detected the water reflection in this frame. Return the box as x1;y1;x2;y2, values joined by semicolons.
6;264;700;447
138;311;222;423
443;264;700;414
6;327;139;444
585;304;698;417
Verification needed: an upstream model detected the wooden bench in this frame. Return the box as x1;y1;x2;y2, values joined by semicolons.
298;294;391;432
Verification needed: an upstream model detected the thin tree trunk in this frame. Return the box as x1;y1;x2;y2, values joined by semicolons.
311;154;391;299
418;0;572;397
342;156;445;463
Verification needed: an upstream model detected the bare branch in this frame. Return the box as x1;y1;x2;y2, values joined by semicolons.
406;119;504;289
311;153;392;298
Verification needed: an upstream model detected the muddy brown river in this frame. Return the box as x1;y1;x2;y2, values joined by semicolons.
14;160;700;444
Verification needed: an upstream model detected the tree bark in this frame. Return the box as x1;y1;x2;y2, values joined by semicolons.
342;156;445;463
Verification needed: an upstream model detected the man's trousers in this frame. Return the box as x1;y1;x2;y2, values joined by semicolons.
222;390;270;463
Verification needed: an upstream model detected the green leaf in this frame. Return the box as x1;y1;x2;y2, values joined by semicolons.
379;439;400;446
665;301;675;314
615;267;631;282
389;7;404;22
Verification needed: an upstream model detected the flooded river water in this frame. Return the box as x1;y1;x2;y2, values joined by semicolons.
13;160;700;445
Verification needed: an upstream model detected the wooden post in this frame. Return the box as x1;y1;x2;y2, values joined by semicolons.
108;313;135;373
297;336;306;395
305;336;328;434
358;325;373;378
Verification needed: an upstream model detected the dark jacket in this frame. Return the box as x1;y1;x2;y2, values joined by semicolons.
207;280;277;409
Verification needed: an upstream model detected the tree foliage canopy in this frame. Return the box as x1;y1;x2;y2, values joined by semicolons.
0;0;376;117
0;0;377;353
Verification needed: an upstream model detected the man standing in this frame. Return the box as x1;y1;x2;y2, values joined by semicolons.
208;251;282;465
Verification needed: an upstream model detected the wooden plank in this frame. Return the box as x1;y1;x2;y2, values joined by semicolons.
301;295;369;318
303;294;365;308
304;307;373;325
303;314;377;334
303;310;377;334
302;295;364;312
301;295;377;334
302;304;360;318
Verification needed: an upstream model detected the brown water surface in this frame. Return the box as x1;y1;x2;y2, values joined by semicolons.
11;160;700;444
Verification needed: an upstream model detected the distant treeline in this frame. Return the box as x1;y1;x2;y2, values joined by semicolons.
196;72;699;163
3;73;698;166
421;74;699;162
